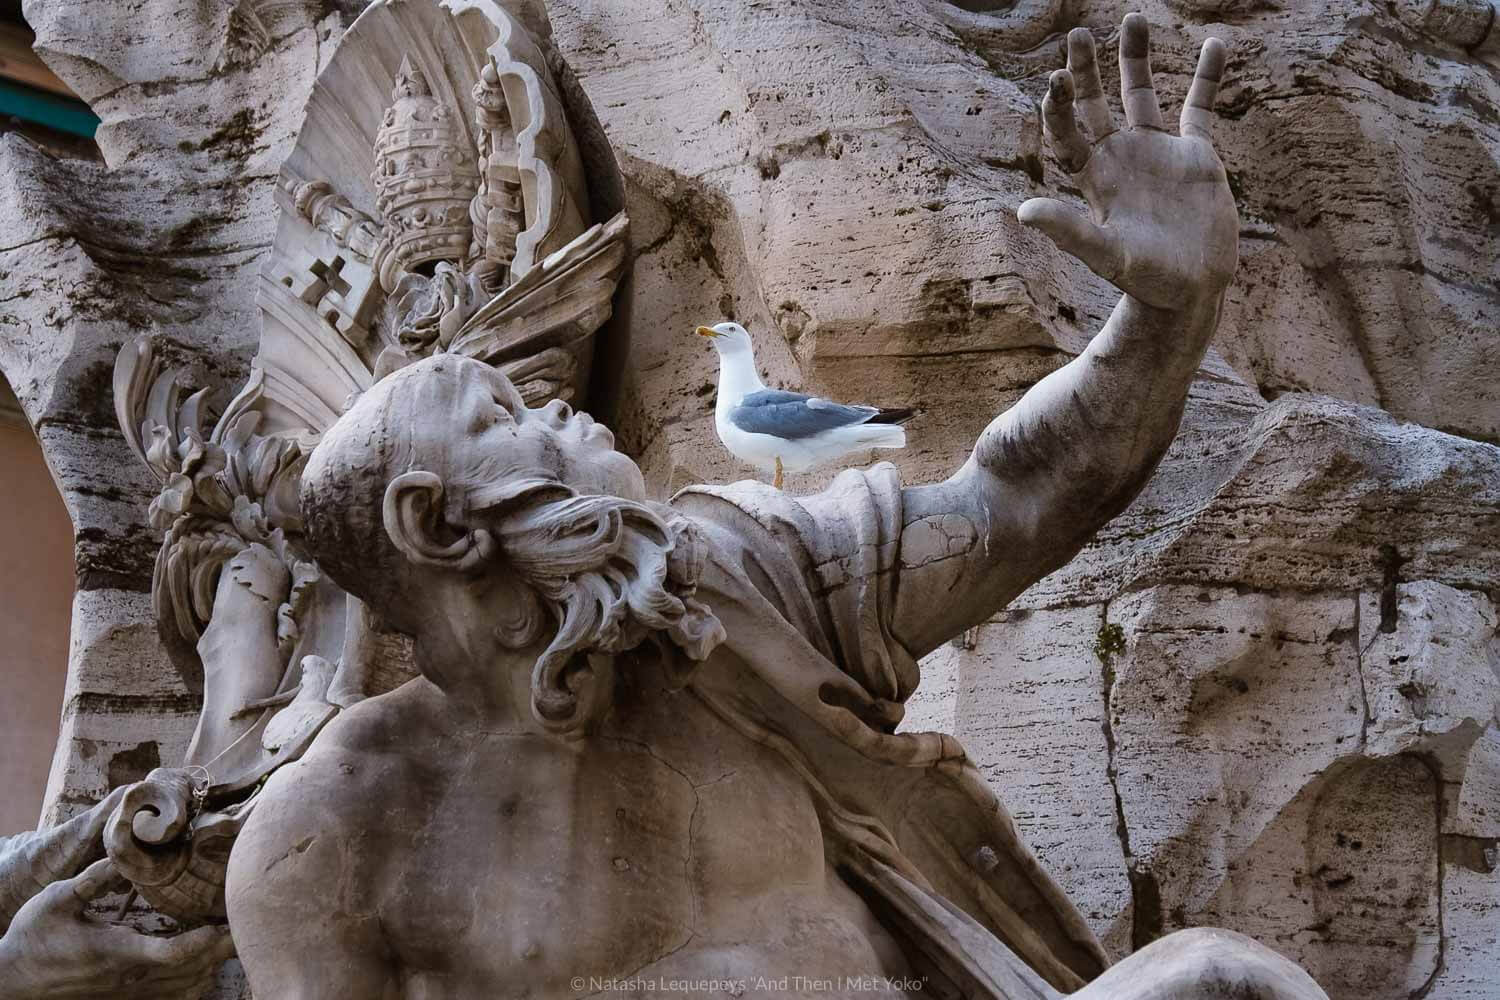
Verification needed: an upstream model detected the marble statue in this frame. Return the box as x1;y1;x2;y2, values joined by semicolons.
0;786;233;998
202;12;1327;998
9;0;1338;994
99;0;630;932
1;0;1492;992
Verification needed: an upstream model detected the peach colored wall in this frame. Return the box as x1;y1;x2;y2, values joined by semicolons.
0;416;73;836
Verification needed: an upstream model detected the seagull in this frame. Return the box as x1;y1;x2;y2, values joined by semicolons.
697;322;913;488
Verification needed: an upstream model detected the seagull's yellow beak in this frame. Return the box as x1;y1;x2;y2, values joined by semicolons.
695;325;721;339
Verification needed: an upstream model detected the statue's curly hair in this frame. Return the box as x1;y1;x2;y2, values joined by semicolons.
299;356;724;732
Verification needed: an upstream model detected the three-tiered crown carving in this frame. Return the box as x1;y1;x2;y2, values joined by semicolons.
373;57;480;276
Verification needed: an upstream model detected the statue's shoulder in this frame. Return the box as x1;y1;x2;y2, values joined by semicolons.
311;678;446;759
227;683;443;923
671;476;833;538
239;682;441;848
672;465;904;560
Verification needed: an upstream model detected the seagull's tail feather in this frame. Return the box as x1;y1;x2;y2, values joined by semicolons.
842;422;907;451
866;406;917;425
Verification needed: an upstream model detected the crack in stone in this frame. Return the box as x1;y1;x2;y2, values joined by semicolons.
1408;754;1448;999
261;834;316;875
578;927;699;1000
1378;544;1412;634
595;733;695;788
0;233;69;256
1353;591;1373;748
1096;598;1154;950
685;781;703;932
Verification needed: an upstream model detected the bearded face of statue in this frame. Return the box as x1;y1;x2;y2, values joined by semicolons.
300;356;722;731
436;358;649;504
300;356;649;588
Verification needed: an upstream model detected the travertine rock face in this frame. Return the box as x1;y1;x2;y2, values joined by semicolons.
1;1;351;826
911;392;1500;993
2;0;1496;998
550;0;1500;474
546;1;1500;996
0;4;351;993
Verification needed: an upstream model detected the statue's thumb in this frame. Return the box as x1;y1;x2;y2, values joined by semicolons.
1018;198;1123;284
68;858;125;907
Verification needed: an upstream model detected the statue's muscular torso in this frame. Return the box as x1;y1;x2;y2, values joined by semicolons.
226;659;914;999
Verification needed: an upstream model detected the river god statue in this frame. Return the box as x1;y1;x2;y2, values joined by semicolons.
218;14;1330;999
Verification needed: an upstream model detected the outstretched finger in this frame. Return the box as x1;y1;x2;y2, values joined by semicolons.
1041;70;1090;172
1180;36;1227;140
1119;13;1164;129
1066;27;1115;141
70;857;125;906
141;924;236;967
1018;198;1124;283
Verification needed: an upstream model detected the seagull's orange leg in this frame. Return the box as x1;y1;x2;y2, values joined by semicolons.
773;456;784;490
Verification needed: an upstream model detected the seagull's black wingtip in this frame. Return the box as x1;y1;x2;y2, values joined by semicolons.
868;407;918;425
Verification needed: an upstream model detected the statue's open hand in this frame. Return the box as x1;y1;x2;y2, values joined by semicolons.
0;859;234;999
1019;15;1238;310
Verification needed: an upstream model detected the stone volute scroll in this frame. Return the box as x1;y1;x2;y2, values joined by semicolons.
104;0;627;927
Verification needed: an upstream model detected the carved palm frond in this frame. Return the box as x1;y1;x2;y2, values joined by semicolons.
112;337;306;534
113;337;319;680
447;213;629;402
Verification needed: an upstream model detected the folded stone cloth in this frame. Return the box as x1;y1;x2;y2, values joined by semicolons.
673;467;1109;993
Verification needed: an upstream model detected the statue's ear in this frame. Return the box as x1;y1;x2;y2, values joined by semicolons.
382;471;494;573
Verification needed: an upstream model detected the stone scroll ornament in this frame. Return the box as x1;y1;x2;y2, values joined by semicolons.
106;0;628;925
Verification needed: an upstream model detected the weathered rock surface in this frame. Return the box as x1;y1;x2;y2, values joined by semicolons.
548;1;1500;995
550;0;1500;483
0;0;1496;997
1;2;354;993
1;1;350;825
911;391;1500;996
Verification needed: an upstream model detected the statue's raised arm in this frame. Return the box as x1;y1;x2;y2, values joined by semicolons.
892;16;1237;657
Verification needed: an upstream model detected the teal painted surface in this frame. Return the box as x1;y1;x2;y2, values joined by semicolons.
0;78;97;137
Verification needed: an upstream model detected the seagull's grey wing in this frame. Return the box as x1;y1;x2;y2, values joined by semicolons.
730;389;880;440
739;388;813;407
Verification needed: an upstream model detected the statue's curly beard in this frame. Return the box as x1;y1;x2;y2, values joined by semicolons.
469;476;726;733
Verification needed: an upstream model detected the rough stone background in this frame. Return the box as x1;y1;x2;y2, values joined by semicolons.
1;0;1495;998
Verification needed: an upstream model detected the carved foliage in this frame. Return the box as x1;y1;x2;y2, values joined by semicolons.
113;339;319;682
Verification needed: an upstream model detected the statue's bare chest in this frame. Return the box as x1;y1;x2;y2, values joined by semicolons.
375;733;700;985
373;724;875;995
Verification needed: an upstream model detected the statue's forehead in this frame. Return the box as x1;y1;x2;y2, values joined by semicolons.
383;356;487;396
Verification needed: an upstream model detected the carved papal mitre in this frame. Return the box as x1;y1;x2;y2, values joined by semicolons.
373;57;480;276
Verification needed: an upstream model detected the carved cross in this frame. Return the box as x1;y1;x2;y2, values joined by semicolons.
280;251;376;347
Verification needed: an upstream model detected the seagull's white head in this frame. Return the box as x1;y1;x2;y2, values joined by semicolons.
695;321;754;358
